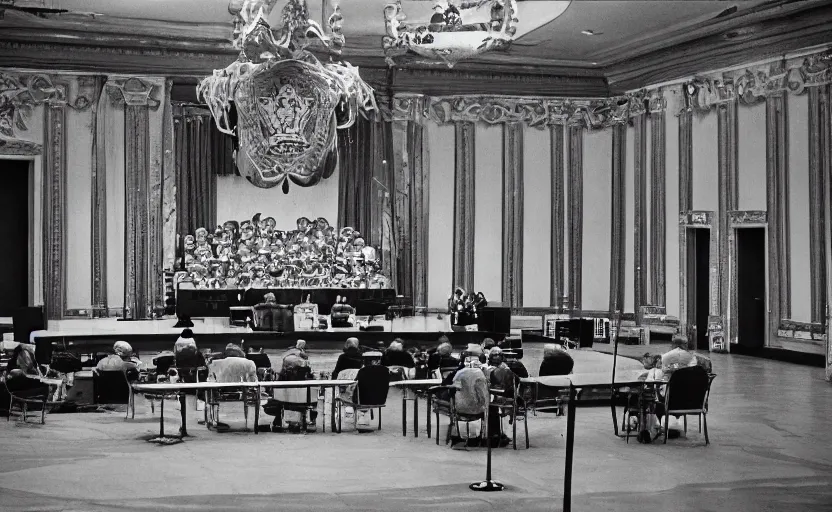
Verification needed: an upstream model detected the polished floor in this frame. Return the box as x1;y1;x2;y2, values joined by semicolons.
0;343;830;511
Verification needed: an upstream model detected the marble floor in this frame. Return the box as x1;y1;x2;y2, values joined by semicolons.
0;343;830;511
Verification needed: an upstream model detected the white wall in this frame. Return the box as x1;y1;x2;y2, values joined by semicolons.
105;101;125;309
427;121;455;309
216;172;339;232
787;93;811;322
691;113;719;212
522;126;551;307
624;125;635;313
65;107;93;309
474;124;503;303
737;102;767;211
665;93;682;319
582;127;612;312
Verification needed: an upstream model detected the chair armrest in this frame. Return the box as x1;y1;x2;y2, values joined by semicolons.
426;385;456;395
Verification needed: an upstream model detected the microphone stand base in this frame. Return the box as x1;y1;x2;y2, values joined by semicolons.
469;480;504;492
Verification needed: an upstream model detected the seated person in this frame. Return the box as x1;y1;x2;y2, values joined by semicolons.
173;329;206;381
331;338;364;379
95;341;142;381
223;343;246;359
482;348;514;447
282;339;309;363
482;338;497;358
502;350;529;379
380;340;415;368
428;339;460;374
539;343;574;376
4;344;48;395
263;354;318;432
661;335;712;376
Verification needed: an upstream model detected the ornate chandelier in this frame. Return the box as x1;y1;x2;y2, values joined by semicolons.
198;0;377;191
383;0;519;67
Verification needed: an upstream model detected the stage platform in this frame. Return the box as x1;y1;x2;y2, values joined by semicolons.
30;316;510;362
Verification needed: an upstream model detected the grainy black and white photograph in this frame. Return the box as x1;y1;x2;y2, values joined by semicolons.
0;0;831;510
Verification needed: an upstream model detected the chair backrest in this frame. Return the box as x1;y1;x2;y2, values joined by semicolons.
246;353;271;369
451;367;489;416
207;357;258;383
273;386;320;405
438;366;458;380
665;366;712;412
354;365;390;406
93;370;131;405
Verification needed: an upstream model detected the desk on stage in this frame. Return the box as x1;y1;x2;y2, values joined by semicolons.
176;288;397;317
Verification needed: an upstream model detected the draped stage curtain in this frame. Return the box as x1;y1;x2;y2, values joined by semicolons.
336;116;394;248
173;105;236;269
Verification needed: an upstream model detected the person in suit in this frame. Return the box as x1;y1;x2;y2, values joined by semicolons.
332;338;364;379
539;344;574;376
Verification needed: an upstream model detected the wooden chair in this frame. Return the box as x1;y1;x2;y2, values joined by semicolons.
93;369;135;419
658;367;715;445
491;375;530;449
427;368;489;447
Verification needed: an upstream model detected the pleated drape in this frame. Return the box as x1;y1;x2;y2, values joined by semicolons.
174;107;217;241
337;116;393;247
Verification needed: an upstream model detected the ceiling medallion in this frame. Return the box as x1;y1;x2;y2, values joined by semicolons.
198;0;377;191
383;0;519;68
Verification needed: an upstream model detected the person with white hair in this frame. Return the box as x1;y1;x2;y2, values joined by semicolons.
331;337;363;379
381;339;415;368
282;339;309;362
95;341;143;377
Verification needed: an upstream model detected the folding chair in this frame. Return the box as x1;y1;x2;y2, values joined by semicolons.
336;365;390;433
658;367;715;445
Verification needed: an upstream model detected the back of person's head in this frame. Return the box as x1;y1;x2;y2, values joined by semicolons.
543;343;559;358
437;342;452;356
482;338;496;350
296;339;307;351
224;343;246;358
181;328;194;339
488;346;504;366
671;335;688;349
114;341;134;359
437;335;450;345
345;337;359;350
388;340;403;352
264;292;276;303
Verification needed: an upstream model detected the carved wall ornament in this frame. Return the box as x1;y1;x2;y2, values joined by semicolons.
680;210;712;227
199;0;376;191
788;50;832;93
382;0;522;68
0;72;71;154
728;210;767;225
107;77;161;109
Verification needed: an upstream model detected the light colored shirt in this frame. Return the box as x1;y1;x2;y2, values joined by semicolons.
207;357;257;383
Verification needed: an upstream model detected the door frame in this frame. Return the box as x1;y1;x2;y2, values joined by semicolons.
0;155;41;309
679;211;719;349
727;211;769;352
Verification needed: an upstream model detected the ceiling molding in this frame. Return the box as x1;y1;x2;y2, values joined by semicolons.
605;0;832;91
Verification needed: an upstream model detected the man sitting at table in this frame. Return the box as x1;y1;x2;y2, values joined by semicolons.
428;340;460;374
481;348;514;448
539;344;574;376
502;350;529;378
95;341;142;381
264;354;318;432
332;338;363;379
381;340;415;368
656;335;711;437
282;339;309;363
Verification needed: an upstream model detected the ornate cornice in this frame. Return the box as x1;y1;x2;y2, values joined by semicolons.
680;210;713;227
677;50;832;114
106;77;162;109
728;210;767;225
383;92;662;129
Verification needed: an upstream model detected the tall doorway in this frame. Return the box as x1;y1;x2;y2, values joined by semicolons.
736;227;766;349
0;160;30;317
686;228;711;350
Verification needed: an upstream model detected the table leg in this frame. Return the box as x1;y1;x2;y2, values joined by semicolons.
179;393;188;437
426;393;432;438
254;386;260;434
330;386;338;433
610;388;619;437
413;390;419;438
564;384;577;512
159;397;165;437
401;388;407;437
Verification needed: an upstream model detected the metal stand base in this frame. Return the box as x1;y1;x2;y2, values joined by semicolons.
146;436;184;445
469;480;505;492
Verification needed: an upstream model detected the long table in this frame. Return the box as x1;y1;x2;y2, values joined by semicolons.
176;287;396;317
389;379;441;438
131;379;355;440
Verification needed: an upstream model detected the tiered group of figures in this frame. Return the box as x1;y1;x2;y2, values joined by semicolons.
179;215;387;289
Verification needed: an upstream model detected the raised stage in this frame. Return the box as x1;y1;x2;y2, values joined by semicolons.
30;316;510;363
176;287;397;317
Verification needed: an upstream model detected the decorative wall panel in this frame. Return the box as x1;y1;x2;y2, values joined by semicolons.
90;77;108;317
550;125;565;309
767;92;790;332
808;86;828;324
633;114;647;316
650;94;667;308
610;123;627;315
453;122;476;292
677;110;693;339
717;98;739;324
567;126;583;315
43;100;67;320
409;121;430;309
502;123;524;310
162;79;177;273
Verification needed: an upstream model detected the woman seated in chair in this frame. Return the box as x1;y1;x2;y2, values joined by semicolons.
4;344;47;395
482;348;515;448
539;344;574;376
380;339;415;379
263;355;317;432
95;341;142;381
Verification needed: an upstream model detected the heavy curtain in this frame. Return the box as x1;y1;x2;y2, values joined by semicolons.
173;105;236;242
336;115;393;247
